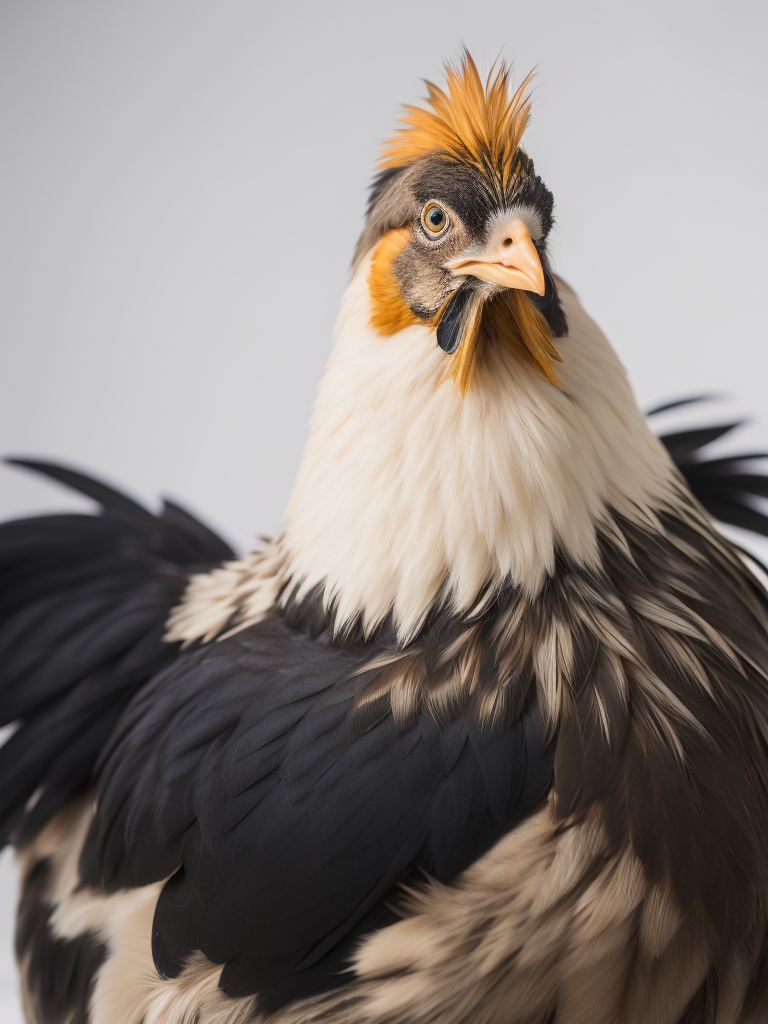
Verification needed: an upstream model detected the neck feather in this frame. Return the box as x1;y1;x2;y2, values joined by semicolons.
280;259;677;639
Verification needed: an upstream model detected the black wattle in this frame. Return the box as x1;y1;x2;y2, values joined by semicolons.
526;264;568;338
436;285;473;354
526;267;555;312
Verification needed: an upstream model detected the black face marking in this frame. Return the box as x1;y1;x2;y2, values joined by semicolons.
407;154;556;245
436;283;474;353
509;167;556;239
527;266;556;310
410;159;497;234
527;258;568;338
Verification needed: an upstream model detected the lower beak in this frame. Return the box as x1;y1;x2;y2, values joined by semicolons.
446;218;546;296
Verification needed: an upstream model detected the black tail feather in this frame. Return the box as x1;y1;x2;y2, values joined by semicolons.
657;424;747;463
649;400;768;543
0;460;235;846
6;458;156;520
645;394;721;416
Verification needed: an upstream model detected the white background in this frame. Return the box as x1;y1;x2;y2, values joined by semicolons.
1;1;767;1019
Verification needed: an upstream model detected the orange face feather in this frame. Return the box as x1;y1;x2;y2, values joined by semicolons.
367;229;561;396
437;286;561;396
367;229;423;336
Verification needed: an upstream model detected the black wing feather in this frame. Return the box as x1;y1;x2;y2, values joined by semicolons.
0;460;235;845
78;618;553;1011
19;409;768;1012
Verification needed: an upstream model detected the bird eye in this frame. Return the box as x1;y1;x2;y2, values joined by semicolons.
420;201;450;237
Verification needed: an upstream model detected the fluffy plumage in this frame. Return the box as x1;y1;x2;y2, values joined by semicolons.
5;52;768;1024
0;459;233;846
78;617;552;1009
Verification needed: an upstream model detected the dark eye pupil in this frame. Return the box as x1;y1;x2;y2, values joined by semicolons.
429;209;444;226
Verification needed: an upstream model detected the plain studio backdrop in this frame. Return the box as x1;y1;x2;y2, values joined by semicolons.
1;0;767;1018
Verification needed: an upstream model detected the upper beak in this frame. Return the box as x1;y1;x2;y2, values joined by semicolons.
446;218;546;296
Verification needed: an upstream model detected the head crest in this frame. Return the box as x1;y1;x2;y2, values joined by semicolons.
379;52;533;188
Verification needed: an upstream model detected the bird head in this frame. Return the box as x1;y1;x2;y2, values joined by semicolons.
356;52;567;395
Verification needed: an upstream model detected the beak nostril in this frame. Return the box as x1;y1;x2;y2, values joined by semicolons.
503;237;513;247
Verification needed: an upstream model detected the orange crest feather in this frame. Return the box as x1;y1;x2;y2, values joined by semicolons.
380;51;533;188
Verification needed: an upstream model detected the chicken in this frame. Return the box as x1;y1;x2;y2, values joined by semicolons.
4;52;768;1024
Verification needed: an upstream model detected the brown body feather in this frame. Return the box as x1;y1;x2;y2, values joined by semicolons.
277;492;768;1024
18;485;768;1024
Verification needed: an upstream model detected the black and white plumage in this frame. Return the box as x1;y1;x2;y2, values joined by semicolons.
0;460;234;846
5;53;768;1024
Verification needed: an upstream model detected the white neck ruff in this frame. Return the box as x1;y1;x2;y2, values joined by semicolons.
279;258;677;638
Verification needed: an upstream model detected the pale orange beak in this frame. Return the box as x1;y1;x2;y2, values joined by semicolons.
446;218;546;296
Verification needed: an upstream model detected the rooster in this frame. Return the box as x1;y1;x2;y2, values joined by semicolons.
4;52;768;1024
